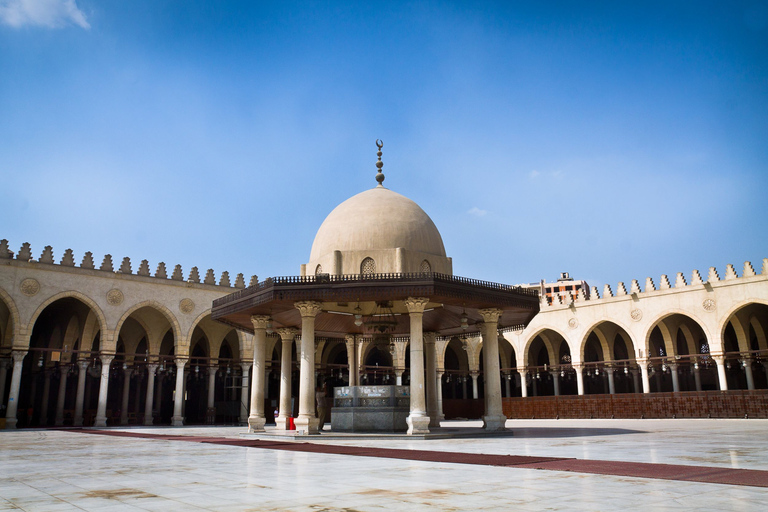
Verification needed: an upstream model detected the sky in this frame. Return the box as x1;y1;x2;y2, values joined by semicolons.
1;1;767;292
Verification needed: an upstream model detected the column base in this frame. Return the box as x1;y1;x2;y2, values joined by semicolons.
74;418;83;427
171;416;184;426
406;414;430;435
94;416;107;428
482;415;507;431
5;418;17;429
293;415;319;434
248;416;266;432
274;414;291;431
428;416;441;428
144;417;154;426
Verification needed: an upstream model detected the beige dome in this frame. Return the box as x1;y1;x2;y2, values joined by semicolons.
309;186;447;263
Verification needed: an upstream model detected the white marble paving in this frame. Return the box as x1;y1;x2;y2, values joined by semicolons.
1;419;767;511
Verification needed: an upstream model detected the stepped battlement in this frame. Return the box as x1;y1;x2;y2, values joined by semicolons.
0;239;258;290
540;259;768;308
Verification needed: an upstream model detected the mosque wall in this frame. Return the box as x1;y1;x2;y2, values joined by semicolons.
1;235;766;427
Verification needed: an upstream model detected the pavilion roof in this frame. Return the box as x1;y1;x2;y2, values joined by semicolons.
212;273;539;338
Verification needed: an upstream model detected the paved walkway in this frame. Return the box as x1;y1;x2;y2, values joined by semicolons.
1;419;767;511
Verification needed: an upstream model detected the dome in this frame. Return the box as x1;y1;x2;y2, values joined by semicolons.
309;186;447;263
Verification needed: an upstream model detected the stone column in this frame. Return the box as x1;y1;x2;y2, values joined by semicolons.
0;358;9;408
120;368;133;425
74;360;88;426
638;360;650;393
504;374;512;398
713;354;728;391
532;376;538;397
424;332;439;427
276;327;296;430
436;370;445;421
240;363;251;424
405;297;430;435
40;370;52;426
344;334;357;387
606;368;616;395
574;364;585;396
207;366;216;411
743;358;755;390
144;364;158;426
631;369;640;393
553;372;560;396
693;364;702;391
54;369;68;426
470;372;479;399
461;374;468;399
295;301;322;434
171;358;188;426
395;370;404;386
479;308;505;431
5;350;27;429
518;369;528;398
94;355;114;427
670;363;680;392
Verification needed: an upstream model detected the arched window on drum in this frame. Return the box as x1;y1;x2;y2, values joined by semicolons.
420;260;431;273
315;264;323;275
361;257;376;275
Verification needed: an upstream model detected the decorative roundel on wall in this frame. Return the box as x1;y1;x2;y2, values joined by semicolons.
179;298;195;314
568;317;578;329
702;299;716;312
106;289;124;306
20;278;40;297
630;309;643;322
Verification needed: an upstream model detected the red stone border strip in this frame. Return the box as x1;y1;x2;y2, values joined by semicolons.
72;429;768;488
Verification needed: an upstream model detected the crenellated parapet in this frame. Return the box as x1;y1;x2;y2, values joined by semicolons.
0;239;255;290
540;258;768;309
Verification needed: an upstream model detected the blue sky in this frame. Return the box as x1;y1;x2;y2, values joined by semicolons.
1;1;767;291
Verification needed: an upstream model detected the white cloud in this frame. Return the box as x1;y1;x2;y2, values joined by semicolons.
0;0;89;29
467;206;488;217
528;170;540;179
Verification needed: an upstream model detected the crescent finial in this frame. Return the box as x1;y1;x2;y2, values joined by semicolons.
375;139;385;186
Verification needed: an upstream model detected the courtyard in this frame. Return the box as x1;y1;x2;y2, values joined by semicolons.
1;418;766;511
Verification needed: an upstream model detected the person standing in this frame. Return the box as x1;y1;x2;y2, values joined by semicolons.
315;384;327;430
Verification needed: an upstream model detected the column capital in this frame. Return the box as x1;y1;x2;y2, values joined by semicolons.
711;354;726;364
344;334;356;344
295;300;323;318
478;308;503;324
240;362;251;372
175;357;188;368
78;359;90;370
277;327;298;341
424;331;437;344
11;350;27;365
146;363;158;372
251;315;271;330
100;354;115;365
404;297;429;313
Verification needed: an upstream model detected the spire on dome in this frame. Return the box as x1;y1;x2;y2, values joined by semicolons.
375;139;385;186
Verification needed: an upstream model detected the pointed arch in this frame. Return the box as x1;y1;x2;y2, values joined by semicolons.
0;285;21;347
643;310;712;358
26;290;108;348
114;300;182;354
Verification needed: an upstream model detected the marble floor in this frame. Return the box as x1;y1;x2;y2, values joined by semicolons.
1;419;767;511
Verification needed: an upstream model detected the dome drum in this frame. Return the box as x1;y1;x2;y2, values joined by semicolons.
304;247;452;277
